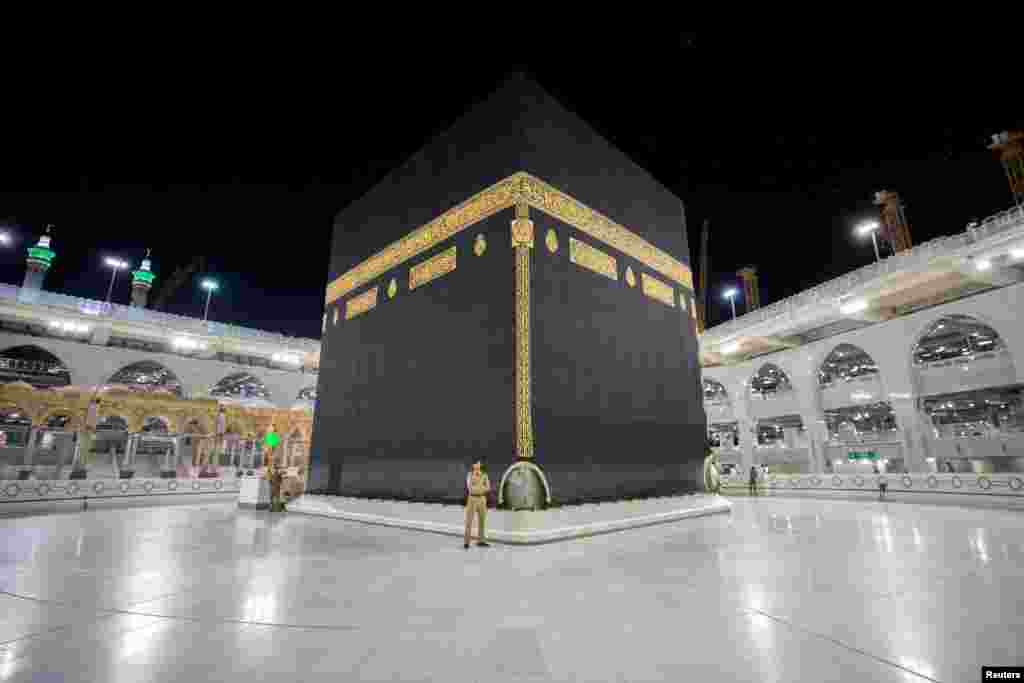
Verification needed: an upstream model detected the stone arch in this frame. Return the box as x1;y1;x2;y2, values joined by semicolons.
818;343;880;386
749;363;794;397
141;415;172;433
0;344;72;387
106;360;183;397
702;377;729;402
910;314;1009;366
42;411;74;430
498;461;552;509
210;372;272;402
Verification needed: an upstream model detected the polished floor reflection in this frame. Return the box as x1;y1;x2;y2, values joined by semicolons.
1;497;1022;682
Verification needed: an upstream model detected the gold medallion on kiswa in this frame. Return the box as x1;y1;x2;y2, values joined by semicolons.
409;246;457;291
345;287;379;320
569;238;618;281
641;272;675;307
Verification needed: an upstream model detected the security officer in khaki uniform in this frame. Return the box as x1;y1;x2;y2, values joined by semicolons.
464;460;491;549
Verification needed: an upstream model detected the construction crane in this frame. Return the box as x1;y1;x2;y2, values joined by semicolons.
988;130;1024;207
149;255;206;312
873;190;913;255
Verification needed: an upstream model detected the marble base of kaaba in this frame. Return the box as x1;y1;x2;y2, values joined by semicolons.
237;477;271;510
288;494;731;544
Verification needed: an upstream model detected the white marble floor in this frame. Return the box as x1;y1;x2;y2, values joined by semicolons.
0;497;1021;682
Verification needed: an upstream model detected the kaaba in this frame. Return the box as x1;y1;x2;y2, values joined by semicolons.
308;75;706;506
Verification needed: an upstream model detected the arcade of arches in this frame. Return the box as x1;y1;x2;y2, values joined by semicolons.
0;383;313;496
704;314;1024;476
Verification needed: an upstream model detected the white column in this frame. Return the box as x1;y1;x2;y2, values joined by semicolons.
791;357;826;474
890;398;932;473
730;391;757;474
23;428;38;467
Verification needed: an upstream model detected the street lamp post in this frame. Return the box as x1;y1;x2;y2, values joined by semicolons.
104;257;128;304
723;288;739;320
856;220;882;263
201;279;219;322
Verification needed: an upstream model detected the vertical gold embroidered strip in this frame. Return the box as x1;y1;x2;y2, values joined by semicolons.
513;204;534;460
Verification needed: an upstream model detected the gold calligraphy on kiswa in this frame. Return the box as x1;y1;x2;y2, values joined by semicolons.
345;287;378;320
641;272;675;308
409;246;457;291
569;238;618;281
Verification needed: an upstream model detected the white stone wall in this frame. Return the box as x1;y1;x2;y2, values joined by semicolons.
0;330;317;408
703;281;1024;474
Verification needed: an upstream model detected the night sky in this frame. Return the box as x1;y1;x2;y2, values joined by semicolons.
2;36;1020;338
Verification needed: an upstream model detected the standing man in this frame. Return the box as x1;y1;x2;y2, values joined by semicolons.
464;460;490;549
748;465;758;496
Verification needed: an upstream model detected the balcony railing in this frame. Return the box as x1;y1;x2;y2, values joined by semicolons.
0;283;321;351
0;357;69;375
702;204;1024;344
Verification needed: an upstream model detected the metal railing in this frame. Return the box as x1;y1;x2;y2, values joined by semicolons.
1;283;321;350
702;204;1024;343
0;357;69;375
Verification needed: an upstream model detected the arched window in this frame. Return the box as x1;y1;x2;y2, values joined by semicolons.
142;416;170;434
922;387;1024;438
45;414;71;429
750;364;792;396
108;361;183;397
819;344;879;386
702;378;728;403
0;345;71;387
0;406;31;446
913;315;1004;365
96;415;128;432
824;402;898;442
297;386;317;401
210;373;271;401
0;406;31;427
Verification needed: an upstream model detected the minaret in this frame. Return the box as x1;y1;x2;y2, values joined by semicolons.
130;249;156;308
23;226;56;291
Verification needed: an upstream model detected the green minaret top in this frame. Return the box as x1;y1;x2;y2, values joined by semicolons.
132;249;156;287
26;225;56;271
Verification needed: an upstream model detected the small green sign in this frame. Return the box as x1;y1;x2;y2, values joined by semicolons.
847;450;879;461
264;431;280;449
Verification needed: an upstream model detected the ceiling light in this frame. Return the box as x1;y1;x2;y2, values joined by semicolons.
839;300;868;315
172;337;207;351
720;341;741;355
975;258;992;271
49;320;90;333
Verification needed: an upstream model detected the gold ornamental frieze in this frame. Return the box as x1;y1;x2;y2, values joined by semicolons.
409;246;457;291
345;287;379;320
517;174;693;291
324;172;693;305
641;272;675;308
325;176;519;305
569;238;618;281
